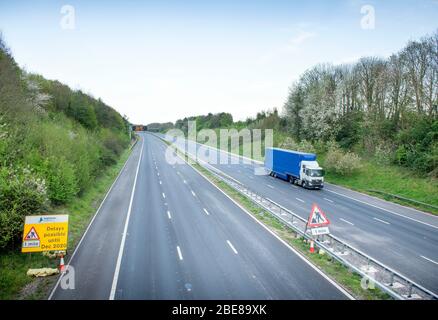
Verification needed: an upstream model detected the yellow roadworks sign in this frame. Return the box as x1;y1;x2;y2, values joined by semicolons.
22;215;69;253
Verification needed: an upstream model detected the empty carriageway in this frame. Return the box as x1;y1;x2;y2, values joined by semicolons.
113;133;351;299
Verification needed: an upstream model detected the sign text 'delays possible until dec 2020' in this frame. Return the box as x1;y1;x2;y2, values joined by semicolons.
22;215;68;253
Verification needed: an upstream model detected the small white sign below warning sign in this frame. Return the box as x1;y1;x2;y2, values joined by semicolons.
310;227;330;236
307;203;330;228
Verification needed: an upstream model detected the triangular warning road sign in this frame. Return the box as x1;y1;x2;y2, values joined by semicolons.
24;226;39;241
307;203;330;228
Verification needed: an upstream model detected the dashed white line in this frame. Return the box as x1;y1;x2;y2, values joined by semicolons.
162;192;166;199
203;208;210;216
324;198;334;203
167;210;172;219
183;180;187;184
340;218;354;226
157;172;160;176
191;190;196;197
296;197;305;203
267;184;274;189
227;240;238;254
325;188;438;230
373;217;390;225
159;180;162;185
420;255;438;265
177;246;183;260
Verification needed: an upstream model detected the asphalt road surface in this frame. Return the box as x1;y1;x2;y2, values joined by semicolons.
160;133;438;294
49;133;350;300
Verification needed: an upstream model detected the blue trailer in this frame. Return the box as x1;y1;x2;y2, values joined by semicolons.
265;147;324;189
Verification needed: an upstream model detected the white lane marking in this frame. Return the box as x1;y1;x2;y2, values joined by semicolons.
340;218;354;226
325;188;438;230
324;198;334;203
157;172;160;176
191;190;196;197
203;208;210;216
267;184;274;189
227;240;238;254
180;160;354;300
48;139;139;300
183;180;187;184
162;192;166;199
295;197;305;203
167;210;172;219
177;246;183;260
373;217;390;225
159;180;162;185
420;255;438;265
109;139;144;300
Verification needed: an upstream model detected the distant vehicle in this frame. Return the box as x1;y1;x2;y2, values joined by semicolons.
265;148;324;189
132;125;146;132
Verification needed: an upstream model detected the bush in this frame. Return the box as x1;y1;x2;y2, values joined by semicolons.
324;142;362;176
279;137;316;153
45;157;78;204
374;142;393;165
0;166;47;249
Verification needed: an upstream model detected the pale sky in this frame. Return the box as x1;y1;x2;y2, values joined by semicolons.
0;0;437;124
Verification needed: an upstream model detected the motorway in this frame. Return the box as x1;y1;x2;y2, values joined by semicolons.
161;133;438;294
49;133;350;300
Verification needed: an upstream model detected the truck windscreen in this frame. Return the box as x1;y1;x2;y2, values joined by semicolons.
308;169;324;177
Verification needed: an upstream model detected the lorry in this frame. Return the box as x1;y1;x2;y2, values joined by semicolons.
265;147;324;189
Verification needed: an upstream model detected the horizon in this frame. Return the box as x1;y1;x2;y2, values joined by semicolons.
1;0;437;124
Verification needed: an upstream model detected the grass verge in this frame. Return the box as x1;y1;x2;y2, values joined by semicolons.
164;140;391;300
0;144;134;300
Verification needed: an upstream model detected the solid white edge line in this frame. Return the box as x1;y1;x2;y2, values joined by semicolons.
109;139;144;300
48;138;140;300
325;188;438;230
177;246;183;260
420;255;438;265
340;218;354;226
166;142;354;300
227;240;238;254
373;217;390;225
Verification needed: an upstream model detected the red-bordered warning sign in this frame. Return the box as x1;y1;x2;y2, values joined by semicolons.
307;203;330;228
24;226;40;241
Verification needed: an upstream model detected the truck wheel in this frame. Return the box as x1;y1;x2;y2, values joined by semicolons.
289;177;294;184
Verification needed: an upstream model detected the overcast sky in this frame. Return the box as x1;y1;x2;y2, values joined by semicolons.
0;0;437;124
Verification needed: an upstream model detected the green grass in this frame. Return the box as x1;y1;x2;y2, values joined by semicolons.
165;141;391;300
0;145;133;300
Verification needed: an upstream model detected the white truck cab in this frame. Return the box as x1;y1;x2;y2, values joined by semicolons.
299;160;324;189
